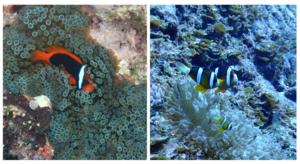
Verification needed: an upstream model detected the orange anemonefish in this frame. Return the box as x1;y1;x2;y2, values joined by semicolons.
214;66;238;93
177;63;219;93
32;46;95;92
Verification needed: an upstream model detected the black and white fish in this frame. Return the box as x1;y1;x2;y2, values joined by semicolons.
177;63;219;93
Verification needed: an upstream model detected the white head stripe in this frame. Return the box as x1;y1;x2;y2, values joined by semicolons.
226;66;232;88
78;65;87;89
196;67;203;84
214;67;219;76
209;72;215;88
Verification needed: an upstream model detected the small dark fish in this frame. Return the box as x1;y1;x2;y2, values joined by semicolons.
32;45;95;92
177;63;219;93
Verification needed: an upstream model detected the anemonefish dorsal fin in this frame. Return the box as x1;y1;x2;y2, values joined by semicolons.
194;84;208;93
32;50;53;65
47;45;83;64
78;65;86;89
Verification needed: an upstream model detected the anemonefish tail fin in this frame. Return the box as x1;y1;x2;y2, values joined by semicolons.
32;50;52;64
176;62;190;74
194;84;208;93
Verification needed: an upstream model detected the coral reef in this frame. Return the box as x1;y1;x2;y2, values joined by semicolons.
3;90;53;160
89;5;147;84
4;5;146;160
150;5;296;160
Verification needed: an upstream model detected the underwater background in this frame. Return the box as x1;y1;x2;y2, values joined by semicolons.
150;5;296;160
3;5;147;160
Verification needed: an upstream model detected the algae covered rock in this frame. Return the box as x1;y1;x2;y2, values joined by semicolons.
3;91;53;159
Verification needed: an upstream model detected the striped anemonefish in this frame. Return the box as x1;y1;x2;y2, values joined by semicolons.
177;63;219;93
214;66;238;93
177;63;238;93
213;115;233;132
32;46;95;92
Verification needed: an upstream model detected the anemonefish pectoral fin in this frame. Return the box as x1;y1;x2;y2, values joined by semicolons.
217;79;225;84
194;84;208;93
82;84;94;93
32;50;52;64
215;88;226;93
68;76;77;86
215;79;227;93
217;128;225;133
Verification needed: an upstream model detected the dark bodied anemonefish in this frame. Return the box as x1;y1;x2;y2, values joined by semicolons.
214;66;238;93
177;63;219;93
32;46;95;92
